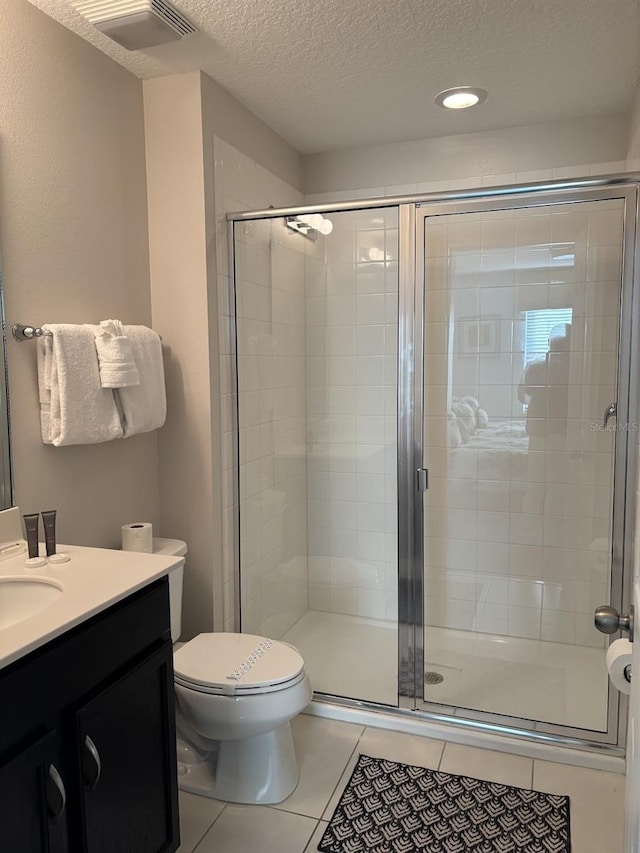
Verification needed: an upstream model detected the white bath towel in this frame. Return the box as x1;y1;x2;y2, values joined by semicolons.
37;324;124;446
93;319;140;388
116;326;166;438
36;334;53;444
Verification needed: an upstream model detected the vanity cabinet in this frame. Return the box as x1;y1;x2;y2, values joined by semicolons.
0;578;179;853
0;729;68;853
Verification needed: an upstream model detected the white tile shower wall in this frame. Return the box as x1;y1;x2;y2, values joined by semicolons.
305;208;399;621
422;202;621;647
214;136;306;637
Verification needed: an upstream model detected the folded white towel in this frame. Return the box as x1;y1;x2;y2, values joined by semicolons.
93;319;140;388
116;326;166;438
37;324;124;446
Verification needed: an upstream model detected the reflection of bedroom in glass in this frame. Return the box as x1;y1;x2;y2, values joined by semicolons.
518;307;573;426
459;316;499;355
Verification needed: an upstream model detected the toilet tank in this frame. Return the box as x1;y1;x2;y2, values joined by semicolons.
152;537;188;642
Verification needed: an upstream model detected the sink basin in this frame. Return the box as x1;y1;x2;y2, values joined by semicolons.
0;576;63;631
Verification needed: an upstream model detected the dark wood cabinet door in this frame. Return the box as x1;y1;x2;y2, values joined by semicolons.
0;730;69;853
75;641;179;853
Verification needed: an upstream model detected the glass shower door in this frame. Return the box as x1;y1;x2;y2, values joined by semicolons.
415;187;634;742
234;206;400;707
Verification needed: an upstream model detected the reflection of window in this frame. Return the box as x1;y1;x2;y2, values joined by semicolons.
524;308;573;364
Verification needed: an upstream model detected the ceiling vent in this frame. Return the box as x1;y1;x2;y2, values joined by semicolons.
72;0;197;50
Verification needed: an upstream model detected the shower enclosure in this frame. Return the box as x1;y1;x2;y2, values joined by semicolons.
229;176;639;752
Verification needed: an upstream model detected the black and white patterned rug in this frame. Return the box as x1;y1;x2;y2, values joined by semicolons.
319;754;571;853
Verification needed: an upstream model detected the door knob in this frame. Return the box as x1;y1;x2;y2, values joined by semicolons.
594;604;634;642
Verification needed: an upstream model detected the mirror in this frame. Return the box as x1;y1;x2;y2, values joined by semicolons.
0;258;13;509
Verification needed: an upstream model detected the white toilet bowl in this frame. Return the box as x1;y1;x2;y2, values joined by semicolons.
173;632;312;804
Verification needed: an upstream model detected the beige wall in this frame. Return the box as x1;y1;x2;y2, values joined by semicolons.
144;71;302;638
201;73;303;192
0;0;159;546
627;80;640;165
144;71;218;639
304;114;629;195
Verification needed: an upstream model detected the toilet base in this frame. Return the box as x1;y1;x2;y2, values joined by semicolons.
177;752;217;798
177;723;300;805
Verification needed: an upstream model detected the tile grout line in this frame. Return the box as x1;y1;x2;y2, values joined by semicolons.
304;818;323;853
190;803;227;853
318;725;366;822
269;723;368;824
269;804;325;820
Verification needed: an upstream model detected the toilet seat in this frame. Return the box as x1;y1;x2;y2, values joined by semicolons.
174;632;305;696
175;668;307;696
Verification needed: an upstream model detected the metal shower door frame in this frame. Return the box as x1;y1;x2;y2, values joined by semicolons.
397;181;639;749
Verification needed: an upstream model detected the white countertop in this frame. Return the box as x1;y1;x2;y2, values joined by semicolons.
0;544;183;670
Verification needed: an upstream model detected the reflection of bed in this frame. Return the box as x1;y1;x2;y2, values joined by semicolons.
444;396;530;479
464;417;528;453
446;416;529;481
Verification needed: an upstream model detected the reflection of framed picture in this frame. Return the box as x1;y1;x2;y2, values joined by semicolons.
459;316;499;355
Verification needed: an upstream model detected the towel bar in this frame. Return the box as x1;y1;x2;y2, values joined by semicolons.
12;323;163;343
12;324;50;342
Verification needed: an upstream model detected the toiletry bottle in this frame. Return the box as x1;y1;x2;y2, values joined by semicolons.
23;513;40;559
41;510;57;557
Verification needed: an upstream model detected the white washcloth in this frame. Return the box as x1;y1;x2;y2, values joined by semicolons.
37;324;124;446
116;326;166;438
93;319;140;388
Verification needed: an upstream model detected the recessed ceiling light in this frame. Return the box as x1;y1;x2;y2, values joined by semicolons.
434;87;488;110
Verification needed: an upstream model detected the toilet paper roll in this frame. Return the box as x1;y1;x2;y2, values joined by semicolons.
606;638;633;695
122;522;153;554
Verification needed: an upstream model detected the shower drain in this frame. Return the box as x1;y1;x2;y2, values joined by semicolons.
424;671;444;685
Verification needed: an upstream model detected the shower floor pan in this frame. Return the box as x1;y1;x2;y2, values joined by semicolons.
282;610;608;732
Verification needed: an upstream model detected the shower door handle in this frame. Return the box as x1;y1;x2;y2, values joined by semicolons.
603;402;617;427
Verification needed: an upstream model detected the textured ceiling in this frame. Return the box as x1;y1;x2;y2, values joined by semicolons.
27;0;640;153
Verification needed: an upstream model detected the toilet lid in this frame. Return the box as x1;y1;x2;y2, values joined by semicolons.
173;633;305;694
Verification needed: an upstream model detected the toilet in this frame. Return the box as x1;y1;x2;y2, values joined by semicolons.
153;538;312;805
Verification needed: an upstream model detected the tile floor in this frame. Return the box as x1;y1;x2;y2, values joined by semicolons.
177;713;626;853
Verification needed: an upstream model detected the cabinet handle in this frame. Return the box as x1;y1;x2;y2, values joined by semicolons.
83;735;102;792
47;764;67;819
